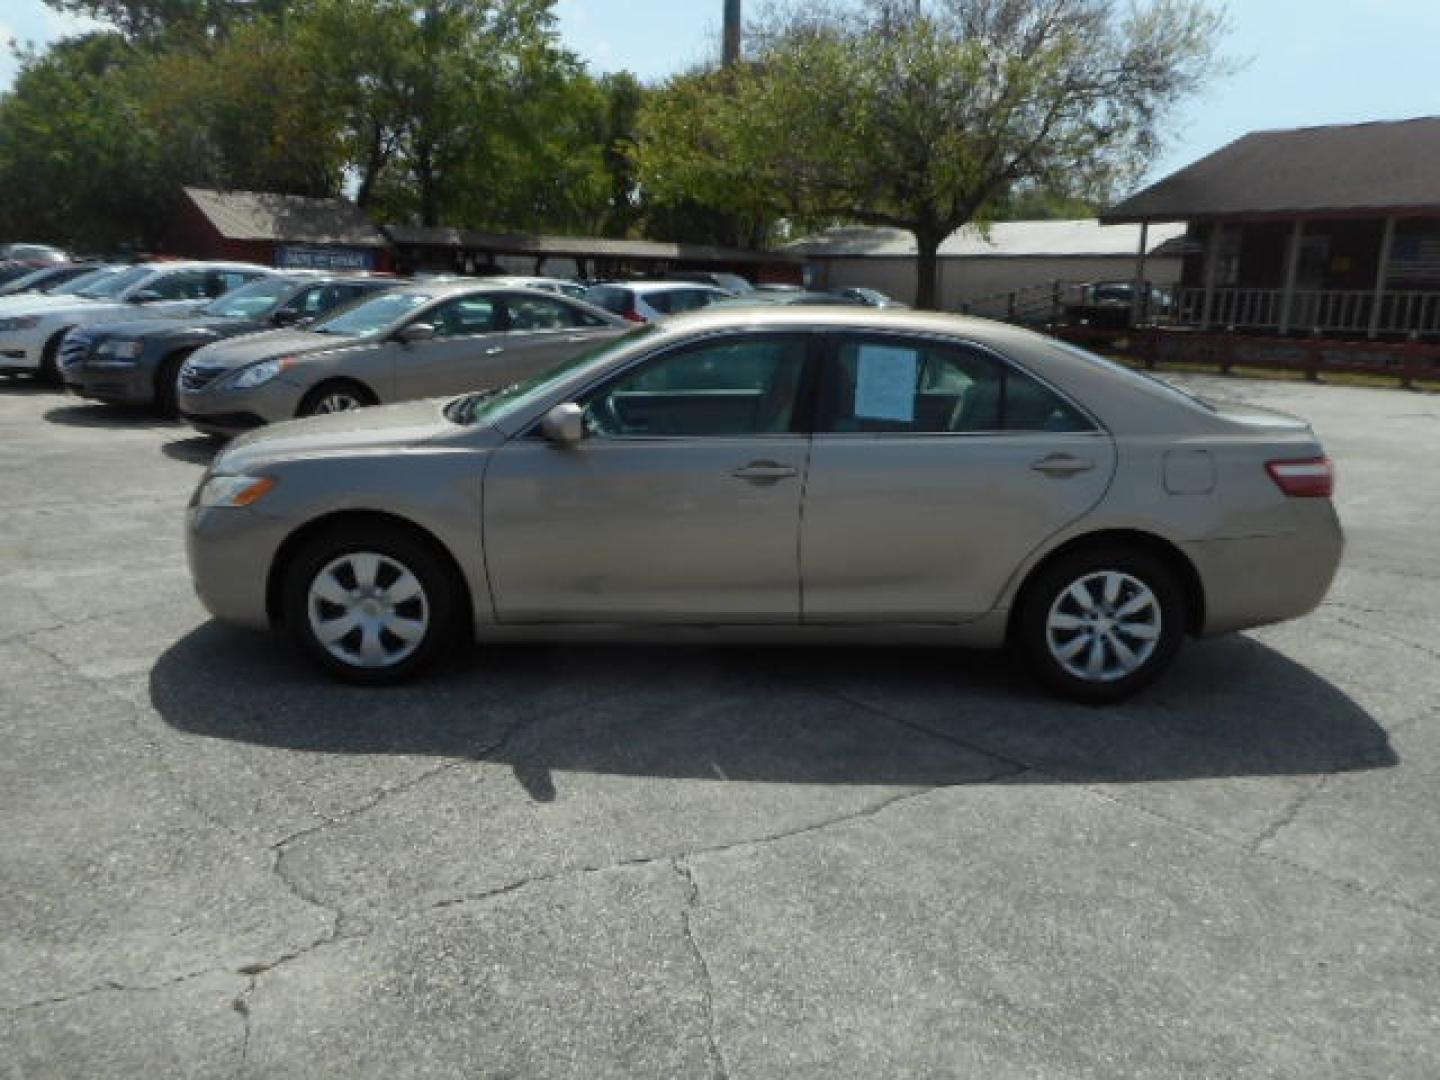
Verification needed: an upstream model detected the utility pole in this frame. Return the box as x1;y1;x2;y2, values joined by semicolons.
723;0;742;66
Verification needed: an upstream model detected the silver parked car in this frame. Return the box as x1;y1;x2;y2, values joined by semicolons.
177;281;629;436
186;308;1343;702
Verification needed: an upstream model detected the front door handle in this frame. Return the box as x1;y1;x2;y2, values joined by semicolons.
1031;453;1095;477
566;334;587;342
731;460;798;483
484;346;505;356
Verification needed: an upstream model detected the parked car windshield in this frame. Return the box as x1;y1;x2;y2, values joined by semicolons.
309;292;434;336
47;266;119;295
74;265;151;299
445;324;658;426
201;278;295;319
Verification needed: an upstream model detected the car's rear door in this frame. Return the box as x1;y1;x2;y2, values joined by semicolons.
483;331;817;622
800;332;1116;622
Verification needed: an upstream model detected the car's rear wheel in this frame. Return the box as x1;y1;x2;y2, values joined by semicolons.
298;380;376;417
1016;546;1186;703
282;525;458;684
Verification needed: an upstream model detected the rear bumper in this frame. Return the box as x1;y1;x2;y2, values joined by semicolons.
1188;500;1344;636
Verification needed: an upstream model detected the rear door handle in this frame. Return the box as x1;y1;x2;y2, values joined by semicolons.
731;460;798;483
566;334;587;342
484;346;505;356
1031;453;1095;477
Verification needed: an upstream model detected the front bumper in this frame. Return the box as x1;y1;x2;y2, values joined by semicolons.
70;365;157;404
178;377;305;435
180;410;267;437
186;504;290;630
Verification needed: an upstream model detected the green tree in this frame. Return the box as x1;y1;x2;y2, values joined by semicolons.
0;34;183;248
637;0;1228;307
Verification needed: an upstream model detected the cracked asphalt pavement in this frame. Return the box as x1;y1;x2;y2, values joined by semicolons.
2;376;1439;1078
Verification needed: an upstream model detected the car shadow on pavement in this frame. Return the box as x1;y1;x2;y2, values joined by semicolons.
150;623;1396;802
0;375;54;394
161;435;223;465
43;402;183;429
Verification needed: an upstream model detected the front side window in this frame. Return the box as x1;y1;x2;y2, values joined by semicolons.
821;336;1093;434
583;334;809;438
144;269;212;301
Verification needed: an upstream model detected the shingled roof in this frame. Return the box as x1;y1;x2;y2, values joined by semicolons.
1105;117;1440;223
184;187;388;248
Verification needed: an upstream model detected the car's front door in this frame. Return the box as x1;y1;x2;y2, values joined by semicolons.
483;332;816;622
494;293;629;382
801;333;1117;622
392;293;509;399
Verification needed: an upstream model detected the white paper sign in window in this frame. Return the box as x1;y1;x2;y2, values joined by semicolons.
854;345;919;422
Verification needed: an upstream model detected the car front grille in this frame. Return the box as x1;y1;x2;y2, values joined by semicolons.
180;364;226;392
58;330;93;372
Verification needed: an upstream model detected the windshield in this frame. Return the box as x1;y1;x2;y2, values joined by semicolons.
2;266;72;293
75;265;151;299
49;266;119;295
445;324;658;426
202;277;295;319
1049;340;1216;412
310;292;433;336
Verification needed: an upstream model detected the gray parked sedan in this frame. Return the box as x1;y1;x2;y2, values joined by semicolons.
177;282;628;436
185;308;1342;702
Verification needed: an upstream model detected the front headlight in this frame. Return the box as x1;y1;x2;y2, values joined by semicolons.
228;357;291;390
196;474;277;508
0;316;39;332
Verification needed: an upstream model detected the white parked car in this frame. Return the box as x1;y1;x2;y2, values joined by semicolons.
583;281;732;323
0;261;269;383
480;275;589;301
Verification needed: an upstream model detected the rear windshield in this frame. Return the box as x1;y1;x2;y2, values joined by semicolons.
584;286;634;315
1048;340;1216;412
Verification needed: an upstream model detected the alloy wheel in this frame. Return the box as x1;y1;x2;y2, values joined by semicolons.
1044;570;1162;684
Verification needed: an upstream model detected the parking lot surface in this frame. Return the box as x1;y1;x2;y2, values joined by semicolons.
2;375;1438;1078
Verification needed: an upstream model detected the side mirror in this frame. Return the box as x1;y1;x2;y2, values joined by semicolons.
540;402;584;446
130;289;163;304
271;308;303;327
396;322;435;344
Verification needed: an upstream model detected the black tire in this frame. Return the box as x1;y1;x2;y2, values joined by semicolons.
281;524;460;685
37;330;69;387
1015;546;1187;704
154;349;193;417
297;380;377;418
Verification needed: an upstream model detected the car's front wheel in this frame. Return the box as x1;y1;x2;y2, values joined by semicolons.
282;525;459;684
1016;546;1186;703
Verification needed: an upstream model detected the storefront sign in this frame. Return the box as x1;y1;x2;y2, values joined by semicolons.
277;246;377;271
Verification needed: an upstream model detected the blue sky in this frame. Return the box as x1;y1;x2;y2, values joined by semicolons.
6;0;1440;187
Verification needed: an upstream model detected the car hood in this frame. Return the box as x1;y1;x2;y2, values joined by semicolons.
0;293;99;317
190;327;351;370
214;398;481;474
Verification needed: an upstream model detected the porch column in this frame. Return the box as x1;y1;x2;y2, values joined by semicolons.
1368;216;1397;340
1278;219;1305;335
1200;220;1223;330
1130;221;1150;326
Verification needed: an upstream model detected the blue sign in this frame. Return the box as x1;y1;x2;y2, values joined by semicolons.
277;246;377;271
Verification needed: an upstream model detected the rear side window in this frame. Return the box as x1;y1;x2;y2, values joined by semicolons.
821;336;1094;434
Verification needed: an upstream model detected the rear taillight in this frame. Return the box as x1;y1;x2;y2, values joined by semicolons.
622;308;646;323
1266;457;1334;498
